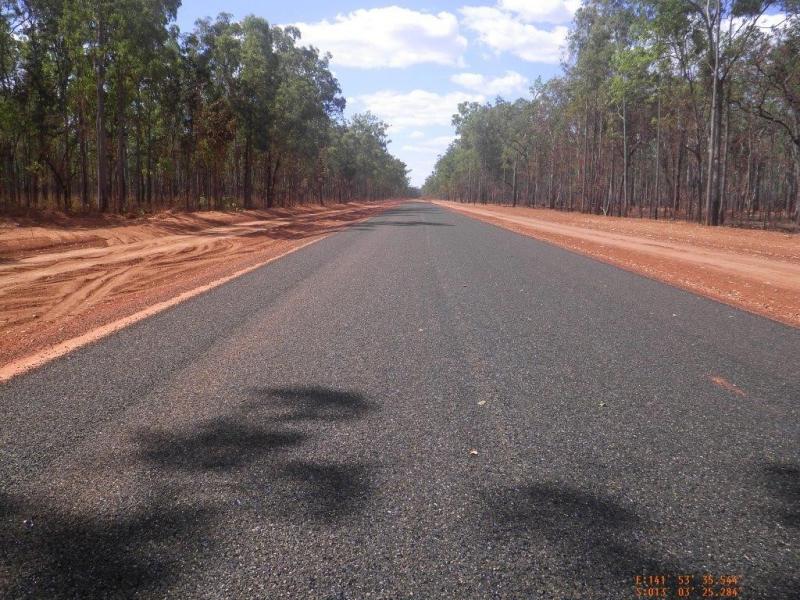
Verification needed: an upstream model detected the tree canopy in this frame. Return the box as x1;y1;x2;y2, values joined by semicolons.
424;0;800;227
0;2;411;213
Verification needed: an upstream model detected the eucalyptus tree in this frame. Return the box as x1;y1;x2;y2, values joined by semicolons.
742;10;800;222
236;16;274;208
266;26;343;207
647;0;785;224
0;2;23;208
425;0;800;228
0;6;411;212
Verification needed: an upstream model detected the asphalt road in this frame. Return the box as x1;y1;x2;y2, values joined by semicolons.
1;202;798;599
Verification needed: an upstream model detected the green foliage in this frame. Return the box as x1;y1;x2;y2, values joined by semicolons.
425;0;800;226
0;3;410;212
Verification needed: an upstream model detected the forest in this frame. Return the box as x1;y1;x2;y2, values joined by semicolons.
423;0;800;227
0;1;411;213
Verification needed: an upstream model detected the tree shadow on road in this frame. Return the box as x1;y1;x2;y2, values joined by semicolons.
0;491;212;600
250;385;376;423
132;388;377;523
481;481;688;596
351;220;454;229
482;474;800;599
761;461;799;529
136;417;304;472
133;387;374;475
2;385;378;598
278;460;374;524
758;461;800;597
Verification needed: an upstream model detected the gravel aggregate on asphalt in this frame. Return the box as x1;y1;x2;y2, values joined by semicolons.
1;203;798;599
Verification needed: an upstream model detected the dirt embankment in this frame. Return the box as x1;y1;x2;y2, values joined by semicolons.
434;200;800;328
0;202;397;378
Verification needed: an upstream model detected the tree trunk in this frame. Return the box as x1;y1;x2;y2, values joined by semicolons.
95;8;109;212
704;0;722;225
718;94;730;225
622;97;628;217
116;74;127;213
243;129;253;209
581;99;589;212
511;158;518;207
793;144;800;225
61;90;71;212
654;91;661;220
78;98;90;209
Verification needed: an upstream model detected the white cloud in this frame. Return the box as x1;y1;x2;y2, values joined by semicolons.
293;7;467;69
393;134;456;186
499;0;580;24
400;134;456;186
401;135;456;154
723;12;787;41
401;152;440;187
460;6;569;63
355;89;485;129
353;89;481;185
756;12;787;29
451;72;485;90
740;12;788;31
450;70;529;96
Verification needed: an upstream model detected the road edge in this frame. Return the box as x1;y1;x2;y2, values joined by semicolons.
432;200;799;330
0;236;332;383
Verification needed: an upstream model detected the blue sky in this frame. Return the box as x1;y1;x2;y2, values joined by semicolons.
176;1;578;186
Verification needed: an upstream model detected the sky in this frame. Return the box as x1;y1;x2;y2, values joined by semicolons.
175;1;580;187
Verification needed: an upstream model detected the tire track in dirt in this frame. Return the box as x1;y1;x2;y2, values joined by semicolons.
0;202;398;374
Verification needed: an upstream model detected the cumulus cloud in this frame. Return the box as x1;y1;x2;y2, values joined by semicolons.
355;89;485;129
401;153;440;187
740;12;788;31
396;135;457;186
460;5;570;63
498;0;580;24
401;135;456;154
293;7;467;69
757;12;788;28
450;70;529;96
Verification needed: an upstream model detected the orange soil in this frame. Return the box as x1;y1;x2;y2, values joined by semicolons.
433;200;800;328
709;375;746;397
0;202;397;375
